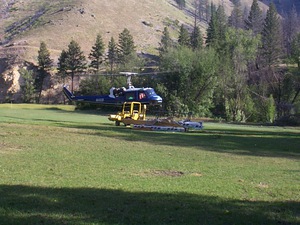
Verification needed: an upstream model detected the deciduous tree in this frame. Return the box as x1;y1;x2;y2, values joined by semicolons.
220;28;260;121
159;46;219;116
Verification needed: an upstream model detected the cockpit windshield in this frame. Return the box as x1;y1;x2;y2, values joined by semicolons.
145;88;156;96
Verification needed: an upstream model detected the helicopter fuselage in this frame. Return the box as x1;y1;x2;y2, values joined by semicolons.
63;86;162;105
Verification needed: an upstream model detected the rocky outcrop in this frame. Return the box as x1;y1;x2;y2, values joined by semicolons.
0;59;64;103
0;63;22;102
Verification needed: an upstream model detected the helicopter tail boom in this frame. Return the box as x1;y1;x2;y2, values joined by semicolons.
63;85;75;101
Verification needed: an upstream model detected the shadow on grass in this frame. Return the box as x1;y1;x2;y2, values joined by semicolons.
0;185;298;225
65;123;300;159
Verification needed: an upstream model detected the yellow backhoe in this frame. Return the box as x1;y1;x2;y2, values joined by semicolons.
108;102;147;126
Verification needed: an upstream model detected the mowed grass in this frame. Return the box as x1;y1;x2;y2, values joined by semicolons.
0;104;299;225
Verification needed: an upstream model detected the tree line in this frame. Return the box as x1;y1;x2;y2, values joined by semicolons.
157;0;300;124
21;0;300;124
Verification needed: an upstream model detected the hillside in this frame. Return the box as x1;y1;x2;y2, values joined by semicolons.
0;0;272;65
0;0;198;64
261;0;300;14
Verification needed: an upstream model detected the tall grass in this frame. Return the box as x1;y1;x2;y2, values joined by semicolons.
0;104;299;225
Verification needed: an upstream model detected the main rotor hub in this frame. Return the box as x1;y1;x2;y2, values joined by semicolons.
120;72;138;89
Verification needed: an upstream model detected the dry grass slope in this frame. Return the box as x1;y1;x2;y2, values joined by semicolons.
0;0;269;64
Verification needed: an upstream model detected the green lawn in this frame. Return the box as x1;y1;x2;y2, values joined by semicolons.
0;104;299;225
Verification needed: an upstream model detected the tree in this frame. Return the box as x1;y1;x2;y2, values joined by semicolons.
159;27;173;56
190;1;203;50
107;37;118;74
206;4;228;51
206;3;218;47
118;28;136;65
283;5;299;55
65;40;86;93
89;33;105;71
291;33;300;69
290;33;300;104
245;0;264;36
20;68;35;103
190;25;203;50
159;46;219;116
57;49;68;80
38;41;52;71
176;0;186;9
178;24;190;47
228;0;243;29
197;0;209;22
261;3;283;67
219;28;260;121
36;41;52;103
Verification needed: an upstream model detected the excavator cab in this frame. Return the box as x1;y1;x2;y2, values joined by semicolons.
108;102;146;126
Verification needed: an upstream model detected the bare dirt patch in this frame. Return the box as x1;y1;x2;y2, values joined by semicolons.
0;142;23;154
151;169;184;177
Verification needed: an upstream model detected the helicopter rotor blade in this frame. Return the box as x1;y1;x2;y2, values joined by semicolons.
71;70;176;78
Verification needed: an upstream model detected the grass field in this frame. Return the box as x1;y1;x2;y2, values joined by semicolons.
0;104;299;225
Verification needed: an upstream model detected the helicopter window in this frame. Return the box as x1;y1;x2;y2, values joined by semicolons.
125;92;135;100
113;87;126;97
145;89;156;96
139;92;146;99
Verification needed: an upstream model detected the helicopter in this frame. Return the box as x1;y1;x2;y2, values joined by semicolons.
63;72;163;105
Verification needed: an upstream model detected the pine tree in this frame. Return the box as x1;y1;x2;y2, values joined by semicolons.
291;33;300;69
159;27;173;56
192;0;206;21
63;40;86;93
178;24;190;47
190;25;203;50
245;0;264;36
58;50;68;75
290;33;300;104
200;0;209;22
20;68;35;103
89;33;105;71
261;3;283;66
205;3;217;46
228;0;243;29
118;28;136;65
283;5;299;55
216;5;228;38
206;4;227;51
38;41;52;71
107;37;118;73
36;41;52;103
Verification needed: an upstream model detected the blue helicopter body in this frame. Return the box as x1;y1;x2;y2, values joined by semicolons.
63;85;162;105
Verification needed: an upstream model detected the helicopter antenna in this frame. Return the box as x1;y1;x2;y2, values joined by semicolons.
120;72;138;89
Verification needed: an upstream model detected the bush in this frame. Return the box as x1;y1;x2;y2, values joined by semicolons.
275;114;300;126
